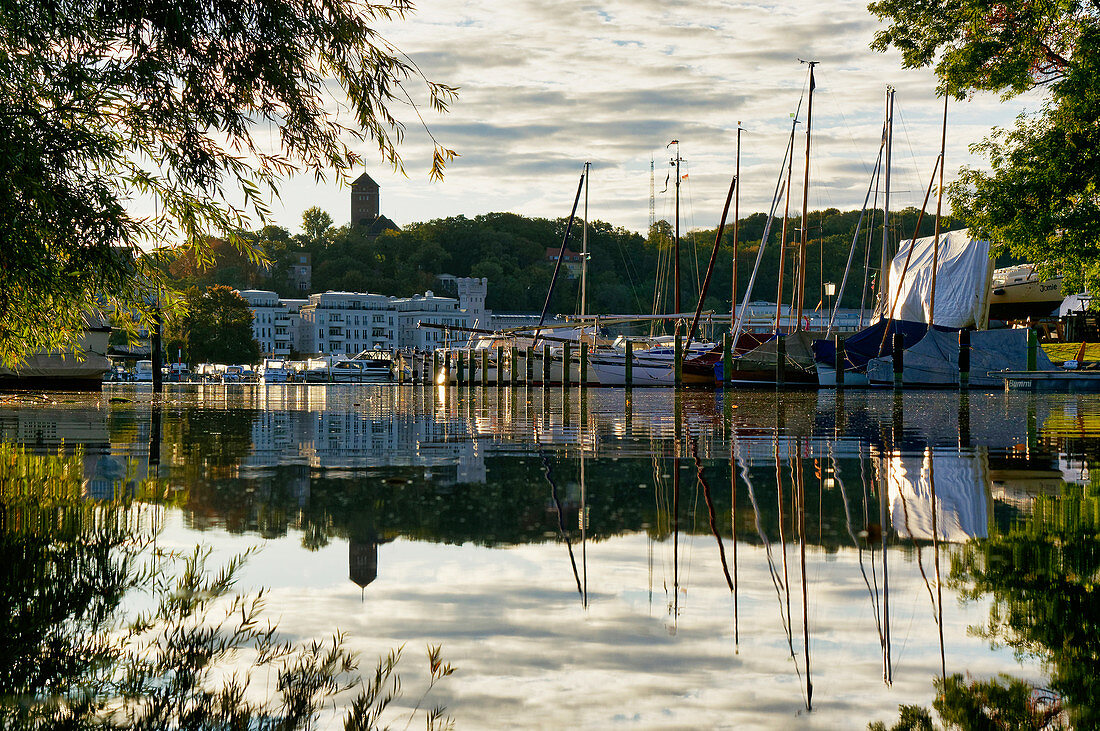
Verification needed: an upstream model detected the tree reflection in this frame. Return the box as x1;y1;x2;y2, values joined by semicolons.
950;480;1099;727
0;442;454;728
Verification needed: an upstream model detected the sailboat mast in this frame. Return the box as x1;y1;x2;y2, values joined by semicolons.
673;142;682;315
796;61;817;330
731;123;742;331
878;87;895;317
776;119;796;331
930;92;949;325
581;161;590;326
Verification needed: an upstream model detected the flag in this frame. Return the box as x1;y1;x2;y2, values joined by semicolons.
809;66;816;91
681;173;689;180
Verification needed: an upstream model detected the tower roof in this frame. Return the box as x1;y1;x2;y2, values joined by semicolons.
351;172;379;190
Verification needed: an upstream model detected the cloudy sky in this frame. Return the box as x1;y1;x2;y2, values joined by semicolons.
259;0;1042;236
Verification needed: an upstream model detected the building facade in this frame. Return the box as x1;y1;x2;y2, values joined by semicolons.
299;291;396;356
435;275;490;328
238;290;292;357
239;286;481;358
392;291;471;350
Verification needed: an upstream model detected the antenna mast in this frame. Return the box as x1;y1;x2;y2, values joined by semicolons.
649;157;656;233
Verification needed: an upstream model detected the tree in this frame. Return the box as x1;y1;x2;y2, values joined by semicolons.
868;0;1100;296
0;0;456;368
301;207;335;248
165;285;260;364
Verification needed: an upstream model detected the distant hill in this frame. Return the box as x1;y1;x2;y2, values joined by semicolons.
167;207;971;317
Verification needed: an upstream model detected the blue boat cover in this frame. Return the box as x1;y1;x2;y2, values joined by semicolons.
812;319;957;372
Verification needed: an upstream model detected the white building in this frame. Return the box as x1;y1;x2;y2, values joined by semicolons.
237;290;292;357
299;291;396;356
392;291;472;350
436;275;490;328
240;286;485;358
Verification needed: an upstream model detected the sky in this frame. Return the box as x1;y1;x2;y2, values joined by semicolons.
261;0;1043;236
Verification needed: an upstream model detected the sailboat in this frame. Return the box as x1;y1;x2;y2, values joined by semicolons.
814;90;1055;387
721;62;823;387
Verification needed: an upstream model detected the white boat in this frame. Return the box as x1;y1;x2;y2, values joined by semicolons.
260;359;290;383
588;337;718;386
133;360;154;382
988;264;1065;320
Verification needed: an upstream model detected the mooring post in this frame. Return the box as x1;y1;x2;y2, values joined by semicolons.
543;344;551;387
776;334;786;387
563;341;572;388
151;309;163;394
525;345;533;385
457;350;465;387
834;333;845;388
496;345;504;388
722;332;732;384
674;327;683;387
958;330;970;390
1026;327;1038;371
510;346;519;386
580;342;588;387
481;348;489;388
892;332;904;389
625;341;633;388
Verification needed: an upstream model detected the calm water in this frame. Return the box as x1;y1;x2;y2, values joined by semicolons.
3;385;1097;728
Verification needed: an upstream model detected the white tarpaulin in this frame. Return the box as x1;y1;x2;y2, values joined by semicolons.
886;450;990;542
885;229;992;328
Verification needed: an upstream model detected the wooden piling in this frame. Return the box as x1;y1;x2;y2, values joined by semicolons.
625;341;633;388
722;333;731;384
1026;328;1038;371
776;334;786;387
892;332;904;388
481;348;489;388
563;341;572;388
543;344;551;387
580;342;588;387
958;330;970;390
674;328;683;387
834;334;845;388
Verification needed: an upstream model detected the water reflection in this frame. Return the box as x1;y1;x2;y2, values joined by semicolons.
1;385;1096;726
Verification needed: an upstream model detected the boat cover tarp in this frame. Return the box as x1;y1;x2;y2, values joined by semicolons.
886;451;990;542
812;318;949;370
885;229;991;328
736;330;818;369
866;327;1055;386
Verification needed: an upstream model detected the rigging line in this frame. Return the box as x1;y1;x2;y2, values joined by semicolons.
542;452;584;601
835;441;886;651
682;165;703;300
742;438;789;626
732;121;796;341
859;157;882;328
892;100;928;210
893;453;939;620
828;126;886;335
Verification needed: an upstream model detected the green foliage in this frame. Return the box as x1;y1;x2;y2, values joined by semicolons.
0;441;456;729
868;0;1083;96
302;206;335;247
869;674;1066;731
174;207;962;322
164;285;261;364
0;0;454;367
948;479;1098;727
869;0;1100;299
